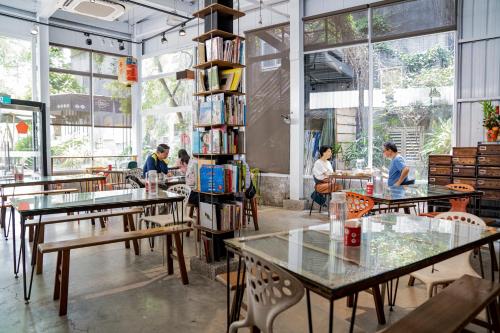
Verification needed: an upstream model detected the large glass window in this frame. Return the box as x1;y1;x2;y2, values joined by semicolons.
0;35;32;99
141;49;194;165
49;46;132;172
303;0;456;180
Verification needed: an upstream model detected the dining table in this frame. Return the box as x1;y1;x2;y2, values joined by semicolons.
0;174;106;238
8;188;184;303
347;183;483;215
225;213;500;333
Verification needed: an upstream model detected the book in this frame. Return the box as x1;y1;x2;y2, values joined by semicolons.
197;71;206;92
197;159;215;189
220;68;242;91
192;130;201;154
197;42;206;64
200;165;225;193
198;102;213;125
219;72;234;91
207;66;220;90
200;131;211;154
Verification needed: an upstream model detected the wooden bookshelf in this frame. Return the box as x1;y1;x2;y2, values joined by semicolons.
194;90;245;97
193;153;245;157
193;60;245;70
193;29;245;43
193;224;235;234
193;190;235;196
192;4;245;19
194;123;245;128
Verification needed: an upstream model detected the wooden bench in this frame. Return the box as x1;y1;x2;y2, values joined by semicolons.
38;224;191;316
382;274;500;333
26;207;143;274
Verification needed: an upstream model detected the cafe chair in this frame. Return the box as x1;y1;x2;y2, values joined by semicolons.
408;212;484;298
419;183;475;218
229;251;304;333
309;176;329;215
346;192;375;219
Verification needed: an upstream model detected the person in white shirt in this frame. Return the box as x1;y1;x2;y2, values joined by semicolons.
312;146;340;193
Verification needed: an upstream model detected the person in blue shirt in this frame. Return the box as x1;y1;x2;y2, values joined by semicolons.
143;144;170;177
383;142;413;186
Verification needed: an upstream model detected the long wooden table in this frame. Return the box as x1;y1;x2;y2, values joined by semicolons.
9;188;184;303
225;214;500;333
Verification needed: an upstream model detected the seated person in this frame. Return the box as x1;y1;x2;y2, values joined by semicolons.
143;144;170;178
312;145;340;193
383;141;412;186
175;149;190;175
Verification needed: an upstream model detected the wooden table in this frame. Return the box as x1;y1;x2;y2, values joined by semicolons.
0;174;106;238
329;172;372;188
225;214;500;333
9;188;184;303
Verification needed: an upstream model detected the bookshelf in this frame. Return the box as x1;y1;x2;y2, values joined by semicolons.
193;0;246;263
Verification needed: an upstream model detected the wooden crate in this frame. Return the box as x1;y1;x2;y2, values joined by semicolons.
452;157;477;166
477;178;500;189
478;167;500;178
477;155;500;166
453;177;476;187
452;166;476;177
452;147;477;157
429;176;452;186
478;143;500;155
429;166;452;176
428;155;452;165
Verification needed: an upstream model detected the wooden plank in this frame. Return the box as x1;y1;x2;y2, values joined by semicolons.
25;207;143;226
38;225;192;253
382;275;500;333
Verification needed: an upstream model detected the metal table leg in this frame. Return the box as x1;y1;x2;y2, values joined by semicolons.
328;298;334;333
306;289;313;333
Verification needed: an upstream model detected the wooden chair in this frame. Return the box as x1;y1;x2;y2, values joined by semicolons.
346;192;375;219
420;183;475;218
243;197;259;230
229;251;304;333
408;212;484;298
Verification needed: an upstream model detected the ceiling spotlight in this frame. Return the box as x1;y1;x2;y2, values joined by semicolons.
84;33;92;46
179;24;186;36
161;33;167;44
31;24;39;36
118;40;125;51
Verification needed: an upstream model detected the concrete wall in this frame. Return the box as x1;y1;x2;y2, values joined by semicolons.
258;173;289;207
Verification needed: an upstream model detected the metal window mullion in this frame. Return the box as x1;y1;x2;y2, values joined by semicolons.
90;50;94;167
368;7;374;169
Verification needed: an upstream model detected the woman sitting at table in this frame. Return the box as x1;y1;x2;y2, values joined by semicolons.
313;145;341;193
175;149;190;175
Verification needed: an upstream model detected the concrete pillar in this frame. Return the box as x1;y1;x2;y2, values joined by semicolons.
131;27;142;164
288;0;304;204
38;19;51;174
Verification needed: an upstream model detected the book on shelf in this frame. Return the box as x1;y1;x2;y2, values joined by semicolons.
220;68;242;91
202;36;244;64
197;42;206;64
196;158;216;189
207;66;220;90
196;68;243;93
193;128;242;154
195;95;246;126
198;100;225;125
198;160;245;193
197;71;206;92
199;201;243;232
219;71;234;91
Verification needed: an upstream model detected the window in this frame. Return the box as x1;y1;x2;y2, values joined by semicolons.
260;40;282;71
49;46;132;172
0;35;32;99
141;49;194;165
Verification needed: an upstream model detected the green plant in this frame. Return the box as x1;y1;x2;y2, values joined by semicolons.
481;100;499;130
421;118;452;156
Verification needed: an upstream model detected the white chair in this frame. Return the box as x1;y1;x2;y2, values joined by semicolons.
409;212;484;298
229;251;304;333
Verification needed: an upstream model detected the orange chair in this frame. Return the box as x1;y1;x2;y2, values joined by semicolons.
420;183;475;217
346;192;375;219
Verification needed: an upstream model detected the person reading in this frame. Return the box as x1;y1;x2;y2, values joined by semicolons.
143;144;170;177
383;141;414;186
312;145;341;193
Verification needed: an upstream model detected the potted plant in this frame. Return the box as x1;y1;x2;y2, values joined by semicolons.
481;100;500;142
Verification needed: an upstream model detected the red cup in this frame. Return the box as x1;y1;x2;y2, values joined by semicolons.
344;222;361;247
366;182;373;195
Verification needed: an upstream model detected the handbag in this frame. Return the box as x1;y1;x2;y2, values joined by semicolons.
245;179;257;199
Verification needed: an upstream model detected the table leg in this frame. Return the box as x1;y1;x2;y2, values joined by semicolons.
386;278;399;311
306;289;313;333
1;194;6;238
12;209;17;277
127;214;140;255
226;253;230;332
328;298;334;333
20;216;28;302
349;293;358;333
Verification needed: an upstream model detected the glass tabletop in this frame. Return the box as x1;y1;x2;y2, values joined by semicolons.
347;184;476;202
0;174;105;187
10;188;183;215
225;214;498;292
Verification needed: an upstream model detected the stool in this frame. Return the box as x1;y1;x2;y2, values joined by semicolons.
243;197;259;230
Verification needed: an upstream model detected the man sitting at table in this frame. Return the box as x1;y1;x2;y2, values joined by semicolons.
383;142;414;186
143;144;170;177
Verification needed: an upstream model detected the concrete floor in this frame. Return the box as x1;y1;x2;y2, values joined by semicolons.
0;206;492;332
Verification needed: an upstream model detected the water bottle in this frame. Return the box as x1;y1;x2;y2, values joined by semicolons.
373;170;383;195
329;192;347;240
147;170;158;195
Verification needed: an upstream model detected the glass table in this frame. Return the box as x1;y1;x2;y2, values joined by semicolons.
0;174;106;238
9;188;184;303
347;184;483;215
225;214;500;333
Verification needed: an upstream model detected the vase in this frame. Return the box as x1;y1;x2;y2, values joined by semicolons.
487;128;499;142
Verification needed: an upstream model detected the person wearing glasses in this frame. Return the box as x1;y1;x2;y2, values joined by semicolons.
383;142;414;186
143;143;170;177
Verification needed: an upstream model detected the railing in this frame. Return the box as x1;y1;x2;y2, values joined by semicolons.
50;155;137;174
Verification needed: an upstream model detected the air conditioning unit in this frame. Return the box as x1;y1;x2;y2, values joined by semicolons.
57;0;126;21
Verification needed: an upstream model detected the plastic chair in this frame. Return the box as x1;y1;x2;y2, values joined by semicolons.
229;251;304;333
346;192;375;219
409;212;484;298
419;183;475;218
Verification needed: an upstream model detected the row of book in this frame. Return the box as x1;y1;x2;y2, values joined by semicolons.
192;128;244;155
193;160;247;193
198;37;244;64
199;201;243;232
197;66;242;92
196;94;246;125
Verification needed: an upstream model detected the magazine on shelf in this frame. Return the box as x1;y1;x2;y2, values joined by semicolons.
207;66;220;90
197;42;206;64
